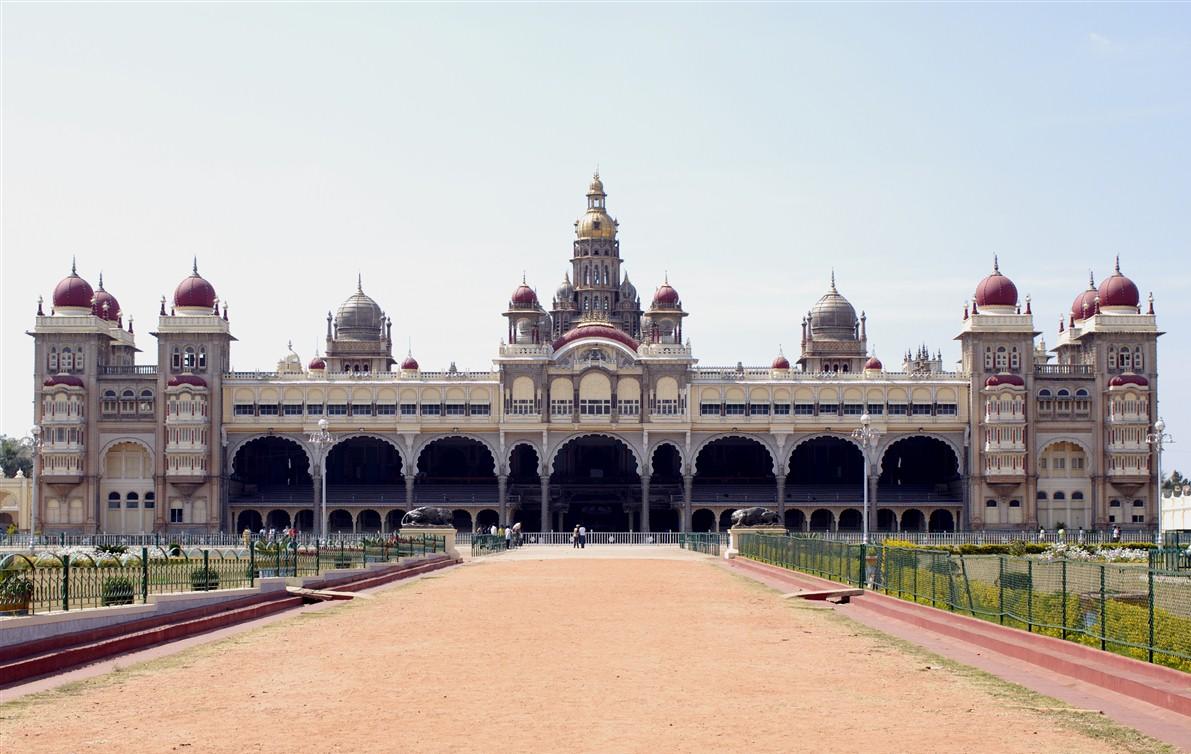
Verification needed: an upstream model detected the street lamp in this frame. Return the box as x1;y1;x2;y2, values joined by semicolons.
851;413;881;545
29;426;43;544
1147;417;1174;539
308;418;333;541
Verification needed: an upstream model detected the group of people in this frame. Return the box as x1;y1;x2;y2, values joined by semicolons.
571;525;587;549
1036;525;1123;544
477;522;522;549
242;527;298;547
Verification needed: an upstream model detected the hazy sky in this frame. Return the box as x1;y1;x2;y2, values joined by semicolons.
2;5;1189;471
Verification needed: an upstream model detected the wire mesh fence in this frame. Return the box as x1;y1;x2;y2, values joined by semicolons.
677;533;721;556
736;533;1191;672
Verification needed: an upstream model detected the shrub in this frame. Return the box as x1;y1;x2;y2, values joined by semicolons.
334;553;352;569
190;567;220;591
167;542;182;556
95;544;129;555
0;573;34;608
101;576;136;606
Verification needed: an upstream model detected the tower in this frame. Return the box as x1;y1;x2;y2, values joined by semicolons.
324;276;394;373
798;273;868;373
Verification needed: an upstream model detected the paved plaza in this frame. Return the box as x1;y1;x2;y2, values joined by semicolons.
0;553;1168;754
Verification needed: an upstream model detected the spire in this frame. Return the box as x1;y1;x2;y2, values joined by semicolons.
1147;292;1155;315
1088;269;1095;289
97;271;104;290
71;256;77;275
37;295;44;316
830;268;836;291
357;272;363;293
192;256;199;276
993;255;1000;273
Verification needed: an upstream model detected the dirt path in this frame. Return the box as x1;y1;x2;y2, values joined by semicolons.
0;556;1169;753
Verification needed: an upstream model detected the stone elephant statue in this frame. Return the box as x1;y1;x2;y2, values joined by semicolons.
401;506;453;528
730;507;781;528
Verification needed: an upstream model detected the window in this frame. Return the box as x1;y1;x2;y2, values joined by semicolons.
653;399;679;415
1110;499;1121;508
172;348;181;370
183;347;196;369
842;404;864;416
103;390;118;415
1134;348;1144;370
1054;458;1066;470
1119;349;1132;369
773;404;791;415
818;403;838;415
139;389;154;414
61;348;73;371
445;403;466;416
508;400;535;415
865;404;884;415
887;403;909;415
258;404;279;416
1038;389;1052;398
1010;347;1020;370
144;492;155;509
283;404;304;416
108;492;121;509
724;403;746;416
327;404;348;416
170;506;184;523
307;404;324;416
1009;500;1021;508
1132;515;1145;523
1133;499;1144;507
49;348;59;371
351;404;373;416
749;404;771;416
126;492;139;509
983;347;993;370
400;403;417;416
995;346;1008;370
700;403;720;416
234;404;255;416
422;404;442;416
1075;389;1089;398
985;499;998;508
376;404;397;415
579;399;610;416
469;403;490;416
1071;491;1084;500
1053;491;1066;500
1036;491;1047;500
911;404;933;416
936;404;958;415
198;347;207;370
794;403;815;416
618;400;640;416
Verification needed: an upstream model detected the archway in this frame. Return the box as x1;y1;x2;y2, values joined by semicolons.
0;512;13;528
265;509;291;530
326;437;404;505
878;436;960;503
551;435;639;531
357;509;382;533
101;441;155;534
719;509;738;531
231;436;312;506
508;444;541;531
693;437;775;504
294;509;315;533
784;509;805;531
328;509;353;533
809;509;834;532
385;509;406;532
415;437;498;505
692;508;716;533
451;509;473;531
876;508;898;532
901;508;926;532
476;509;499;530
787;437;863;505
236;509;263;532
929;509;955;533
649;444;683;532
837;508;862;532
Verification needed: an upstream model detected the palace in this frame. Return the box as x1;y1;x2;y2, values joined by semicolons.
24;174;1163;535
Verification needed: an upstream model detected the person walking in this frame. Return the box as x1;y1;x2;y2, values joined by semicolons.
504;525;512;549
572;526;579;549
1038;526;1045;543
1112;525;1121;543
578;524;587;549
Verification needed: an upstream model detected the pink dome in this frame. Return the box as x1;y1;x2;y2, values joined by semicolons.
174;261;217;310
552;323;639;352
864;356;883;371
92;275;120;322
401;354;419;370
43;373;84;388
1071;274;1098;321
771;354;790;369
985;373;1025;387
308;356;326;370
511;282;538;305
167;374;207;388
974;259;1018;308
652;281;680;306
1108;373;1148;388
1098;258;1140;309
52;262;94;310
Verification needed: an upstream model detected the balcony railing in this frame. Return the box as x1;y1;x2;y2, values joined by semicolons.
1035;364;1095;377
99;365;158;376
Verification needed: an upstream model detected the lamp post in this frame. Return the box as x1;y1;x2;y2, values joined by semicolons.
851;413;881;545
1146;417;1174;539
29;426;43;544
308;418;332;542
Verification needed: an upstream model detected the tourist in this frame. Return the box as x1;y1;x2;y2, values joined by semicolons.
490;524;497;536
572;526;579;548
505;526;512;549
1038;526;1045;543
1112;525;1121;543
578;524;587;549
1057;526;1066;542
1077;527;1085;544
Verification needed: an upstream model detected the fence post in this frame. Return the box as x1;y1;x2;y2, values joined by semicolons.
1147;567;1155;664
203;549;210;591
998;557;1005;625
858;543;866;589
363;542;368;567
315;540;321;575
1060;559;1068;641
1099;565;1107;652
61;554;70;612
1026;560;1033;633
141;546;149;602
249;544;256;587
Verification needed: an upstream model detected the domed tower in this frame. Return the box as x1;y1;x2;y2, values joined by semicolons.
641;276;687;344
504;276;550;345
551;173;643;339
324;275;394;373
798;272;868;373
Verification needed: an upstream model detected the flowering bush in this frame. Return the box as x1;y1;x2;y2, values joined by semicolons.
1037;542;1150;562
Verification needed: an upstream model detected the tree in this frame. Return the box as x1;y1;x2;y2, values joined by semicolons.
1163;469;1186;494
0;435;33;478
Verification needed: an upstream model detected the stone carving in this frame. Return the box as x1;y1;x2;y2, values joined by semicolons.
730;507;781;528
401;506;453;528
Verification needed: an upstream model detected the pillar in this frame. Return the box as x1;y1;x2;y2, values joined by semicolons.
556;509;564;531
540;478;550;532
682;474;693;533
405;476;415;507
868;474;879;536
497;474;508;525
641;477;651;533
776;476;786;520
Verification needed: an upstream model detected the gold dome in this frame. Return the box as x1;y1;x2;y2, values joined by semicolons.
588;173;605;196
575;209;618;240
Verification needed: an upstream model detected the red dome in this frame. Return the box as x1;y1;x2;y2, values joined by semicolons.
401;354;419;370
1098;258;1139;309
308;356;326;370
864;356;883;371
511;283;538;305
552;323;639;352
771;354;790;369
985;373;1025;387
167;373;207;388
1109;373;1148;388
52;263;94;310
1071;275;1099;321
174;261;217;309
652;281;680;306
43;373;84;388
92;276;120;322
974;259;1018;308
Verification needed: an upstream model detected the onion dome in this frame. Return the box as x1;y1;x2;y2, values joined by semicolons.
511;276;538;306
1097;256;1140;310
985;373;1025;387
772;352;790;370
91;273;121;322
552;322;639;352
400;353;419;370
555;272;574;303
167;373;208;388
575;172;618;240
335;275;386;340
809;272;858;340
1109;373;1148;388
974;257;1018;308
864;355;883;371
1071;271;1098;321
308;356;326;371
52;259;94;313
174;259;218;311
620;273;638;302
43;373;85;388
652;276;680;307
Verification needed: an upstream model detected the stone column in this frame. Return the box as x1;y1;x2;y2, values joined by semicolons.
868;474;879;536
641;477;651;533
405;476;415;507
682;474;694;532
776;476;786;521
497;474;508;525
540;478;550;533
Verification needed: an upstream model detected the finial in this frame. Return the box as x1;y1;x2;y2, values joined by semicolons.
1024;294;1032;314
357;272;362;292
160;295;167;316
1088;269;1095;288
993;254;1000;273
1147;292;1155;315
97;271;104;289
192;256;198;275
830;269;836;290
37;295;44;316
71;256;77;275
287;339;293;352
664;270;669;284
222;301;228;320
1115;255;1121;273
128;316;134;333
522;271;526;284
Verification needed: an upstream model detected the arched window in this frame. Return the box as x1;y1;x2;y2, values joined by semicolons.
49;347;58;371
107;491;121;509
172;347;181;370
1108;346;1117;369
183;347;196;369
1038;389;1052;397
61;347;73;371
1075;389;1089;397
144;492;155;509
1134;347;1143;370
985;499;998;508
995;346;1008;370
1010;346;1020;370
1036;491;1048;500
1119;348;1132;369
75;348;83;371
1071;491;1084;500
1057;389;1070;398
198;347;207;370
1053;491;1066;501
126;491;140;509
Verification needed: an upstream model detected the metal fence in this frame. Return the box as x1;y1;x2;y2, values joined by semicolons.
677;533;721;557
736;533;1191;673
0;534;445;616
470;534;526;557
803;530;1158;546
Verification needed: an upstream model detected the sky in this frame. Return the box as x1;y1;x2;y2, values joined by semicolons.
2;4;1189;471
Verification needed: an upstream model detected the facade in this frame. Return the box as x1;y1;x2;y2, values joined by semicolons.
25;175;1164;535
